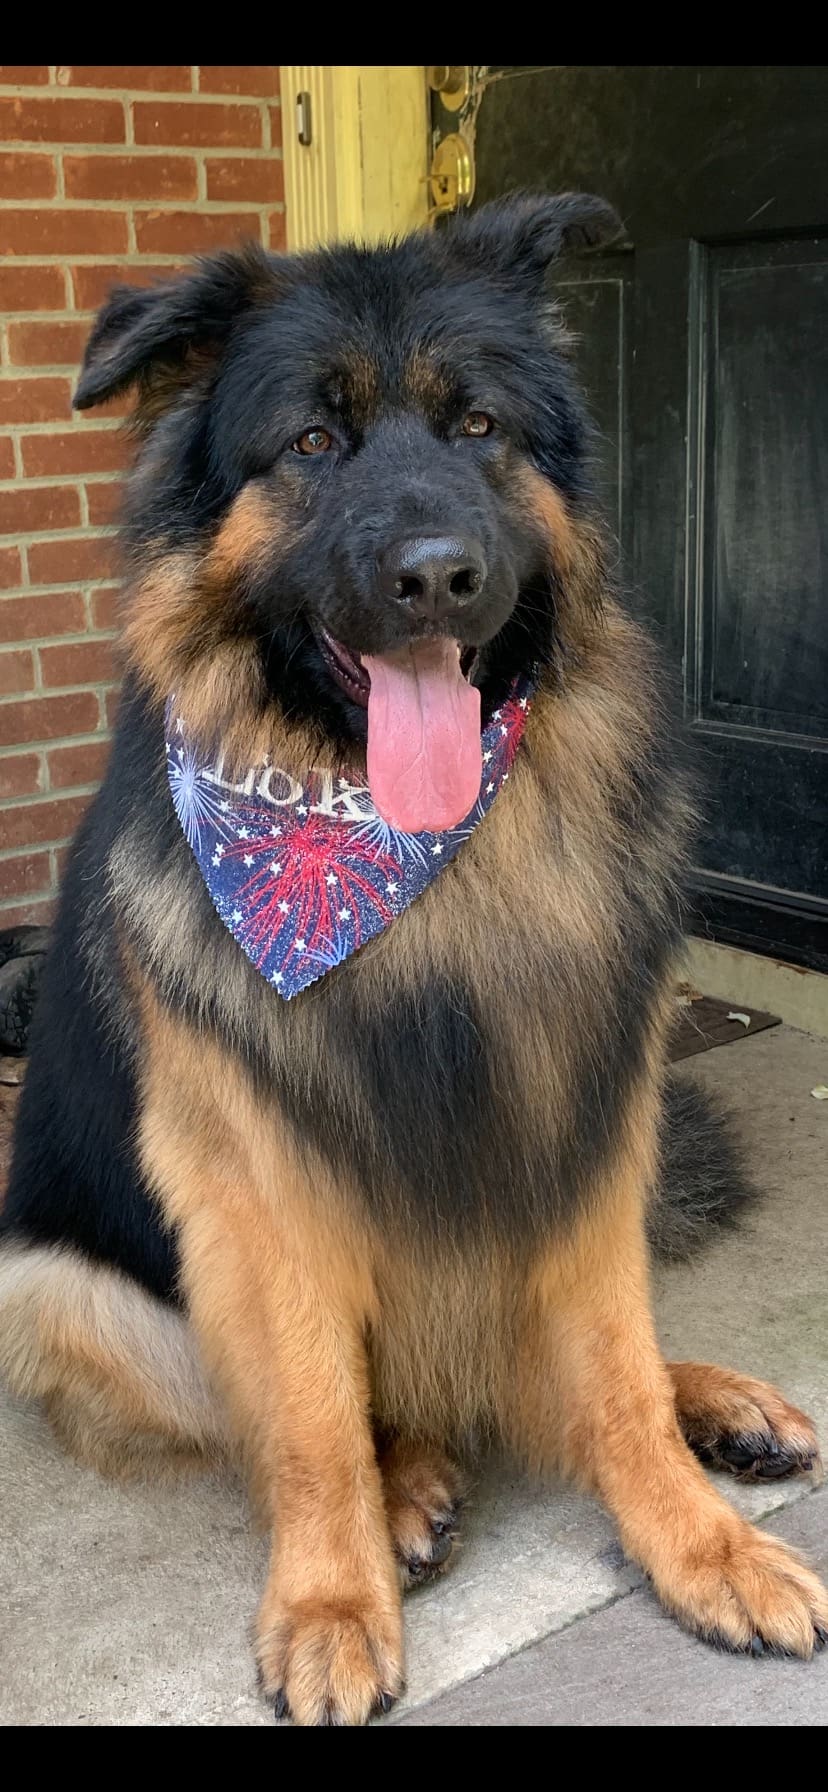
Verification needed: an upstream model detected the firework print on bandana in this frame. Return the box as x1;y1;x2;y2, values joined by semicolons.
165;671;536;999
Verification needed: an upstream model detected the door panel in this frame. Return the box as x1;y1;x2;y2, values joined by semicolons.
438;66;828;968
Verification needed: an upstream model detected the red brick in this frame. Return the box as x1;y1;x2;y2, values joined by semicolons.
0;895;55;925
47;737;110;790
64;151;198;201
0;547;22;590
267;210;287;252
59;66;192;92
71;261;184;310
104;686;119;728
0;485;82;536
0;440;15;480
135;208;260;253
85;483;120;528
1;792;91;850
0;150;56;198
0;95;125;143
7;320;89;367
268;106;282;150
0;851;52;900
0;691;99;746
134;99;261;149
21;429;127;477
0;378;72;425
39;637;116;686
2;208;128;257
89;583;119;630
205;155;283;203
198;67;278;98
0;266;66;313
0;67;50;86
29;536;118;587
0;752;42;799
0;648;34;694
0;590;86;642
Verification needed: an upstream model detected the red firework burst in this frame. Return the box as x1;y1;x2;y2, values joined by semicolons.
224;806;400;966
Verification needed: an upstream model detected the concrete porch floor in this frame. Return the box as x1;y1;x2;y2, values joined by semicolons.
1;1023;826;1726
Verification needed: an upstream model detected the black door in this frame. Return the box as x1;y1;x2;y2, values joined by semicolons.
432;67;828;969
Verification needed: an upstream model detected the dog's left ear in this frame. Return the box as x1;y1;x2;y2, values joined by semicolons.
73;243;281;412
447;191;623;287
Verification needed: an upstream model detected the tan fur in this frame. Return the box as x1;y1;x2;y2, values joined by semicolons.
136;985;403;1724
0;1240;225;1477
669;1361;822;1474
509;1111;828;1654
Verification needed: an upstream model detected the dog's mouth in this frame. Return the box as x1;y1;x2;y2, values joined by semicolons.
316;626;479;709
314;624;483;834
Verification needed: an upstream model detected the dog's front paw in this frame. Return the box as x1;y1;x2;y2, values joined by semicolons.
257;1595;404;1726
659;1519;828;1657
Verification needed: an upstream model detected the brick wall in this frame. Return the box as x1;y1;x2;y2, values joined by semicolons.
0;64;285;928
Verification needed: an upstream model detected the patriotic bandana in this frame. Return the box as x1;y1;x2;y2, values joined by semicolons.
165;671;535;999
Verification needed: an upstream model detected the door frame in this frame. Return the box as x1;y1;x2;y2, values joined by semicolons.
278;66;429;248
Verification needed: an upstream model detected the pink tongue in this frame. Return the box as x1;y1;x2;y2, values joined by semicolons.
362;638;482;833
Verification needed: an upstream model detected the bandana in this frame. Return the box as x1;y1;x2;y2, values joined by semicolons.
166;671;535;999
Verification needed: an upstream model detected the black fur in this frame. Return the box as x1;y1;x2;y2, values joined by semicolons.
2;193;755;1296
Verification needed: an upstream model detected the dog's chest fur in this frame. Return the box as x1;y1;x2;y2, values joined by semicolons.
110;614;687;1249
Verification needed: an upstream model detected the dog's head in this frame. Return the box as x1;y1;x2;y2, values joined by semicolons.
76;192;620;830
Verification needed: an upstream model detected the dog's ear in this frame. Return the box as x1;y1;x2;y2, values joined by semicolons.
73;243;280;412
448;191;623;286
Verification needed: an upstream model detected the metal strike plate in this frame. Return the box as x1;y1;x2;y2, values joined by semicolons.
429;132;474;213
427;66;471;113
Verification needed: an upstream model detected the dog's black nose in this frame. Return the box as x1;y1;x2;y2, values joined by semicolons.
377;536;487;622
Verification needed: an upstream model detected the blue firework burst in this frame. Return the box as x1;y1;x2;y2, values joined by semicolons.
168;743;232;847
348;811;431;868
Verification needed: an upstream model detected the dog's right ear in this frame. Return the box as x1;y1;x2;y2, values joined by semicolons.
73;243;281;412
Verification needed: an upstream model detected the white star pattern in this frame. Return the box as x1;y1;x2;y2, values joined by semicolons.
211;852;221;867
219;800;230;812
270;970;283;985
278;900;289;914
325;872;337;886
243;853;253;867
270;861;282;876
519;696;527;709
294;937;306;951
386;881;398;895
297;804;308;817
338;907;351;922
269;824;282;837
231;908;242;923
500;724;508;736
431;842;443;856
492;709;501;720
486;781;495;794
338;777;349;789
483;750;492;763
237;826;250;839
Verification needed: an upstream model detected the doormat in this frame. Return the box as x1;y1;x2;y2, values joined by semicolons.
670;988;781;1062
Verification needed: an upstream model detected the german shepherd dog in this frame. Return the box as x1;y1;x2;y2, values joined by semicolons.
1;195;825;1725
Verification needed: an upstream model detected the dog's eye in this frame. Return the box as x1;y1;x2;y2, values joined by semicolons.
461;412;494;438
293;427;333;455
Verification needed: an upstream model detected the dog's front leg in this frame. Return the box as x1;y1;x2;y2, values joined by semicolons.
139;1052;402;1725
513;1118;828;1656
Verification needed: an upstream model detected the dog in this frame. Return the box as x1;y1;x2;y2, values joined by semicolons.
1;193;825;1725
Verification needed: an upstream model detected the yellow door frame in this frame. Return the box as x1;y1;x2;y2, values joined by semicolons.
278;66;429;249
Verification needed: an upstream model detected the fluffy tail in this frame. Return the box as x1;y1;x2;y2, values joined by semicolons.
0;1239;227;1476
647;1073;758;1263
